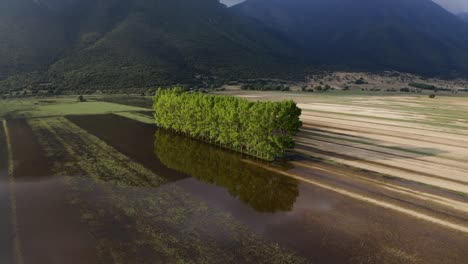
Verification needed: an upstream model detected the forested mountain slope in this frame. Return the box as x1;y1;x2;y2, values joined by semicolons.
2;0;468;91
233;0;468;76
0;0;297;90
459;12;468;23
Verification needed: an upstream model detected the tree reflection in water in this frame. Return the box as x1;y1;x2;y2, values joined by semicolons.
154;129;299;213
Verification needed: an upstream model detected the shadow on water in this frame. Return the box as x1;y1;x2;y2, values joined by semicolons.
154;129;299;213
68;114;299;213
67;114;187;183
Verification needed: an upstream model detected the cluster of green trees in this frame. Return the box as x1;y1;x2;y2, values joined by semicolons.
154;129;299;212
354;78;368;85
408;82;450;92
153;88;302;160
409;82;437;90
241;82;290;91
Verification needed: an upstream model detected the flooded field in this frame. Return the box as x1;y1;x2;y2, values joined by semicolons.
0;95;467;263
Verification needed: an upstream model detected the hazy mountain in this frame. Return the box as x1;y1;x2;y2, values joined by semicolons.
0;0;68;76
2;0;468;91
233;0;468;76
0;0;296;89
459;12;468;22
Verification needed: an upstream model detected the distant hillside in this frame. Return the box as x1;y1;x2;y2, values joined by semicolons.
0;0;297;90
2;0;468;91
0;0;68;75
459;12;468;23
233;0;468;76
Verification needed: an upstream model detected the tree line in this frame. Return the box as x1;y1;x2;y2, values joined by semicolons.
153;88;303;160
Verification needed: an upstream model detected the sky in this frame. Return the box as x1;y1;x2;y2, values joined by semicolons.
220;0;468;13
433;0;468;13
220;0;245;6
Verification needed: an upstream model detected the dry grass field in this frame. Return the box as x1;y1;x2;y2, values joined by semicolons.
223;91;468;195
296;97;468;195
217;91;468;232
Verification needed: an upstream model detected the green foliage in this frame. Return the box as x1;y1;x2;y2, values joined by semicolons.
409;83;437;90
154;129;299;212
400;88;410;92
409;83;451;92
354;78;368;85
153;88;302;160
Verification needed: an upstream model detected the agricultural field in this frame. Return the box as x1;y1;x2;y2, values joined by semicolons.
220;91;468;195
1;94;467;263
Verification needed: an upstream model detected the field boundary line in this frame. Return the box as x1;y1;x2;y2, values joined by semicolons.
291;161;468;214
300;109;468;136
295;136;468;178
295;142;468;186
301;121;468;148
294;146;468;194
297;128;468;165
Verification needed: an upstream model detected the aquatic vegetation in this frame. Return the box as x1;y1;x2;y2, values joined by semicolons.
29;117;164;187
0;97;148;119
29;115;307;264
153;88;302;160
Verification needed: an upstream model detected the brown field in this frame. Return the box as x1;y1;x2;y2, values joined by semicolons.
218;90;468;231
1;94;467;262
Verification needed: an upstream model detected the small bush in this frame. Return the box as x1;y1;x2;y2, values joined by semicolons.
355;78;368;85
400;88;410;92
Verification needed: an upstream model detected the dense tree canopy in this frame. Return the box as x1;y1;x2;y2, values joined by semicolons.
153;88;302;160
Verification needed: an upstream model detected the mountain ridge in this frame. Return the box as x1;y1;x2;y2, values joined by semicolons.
459;12;468;23
0;0;299;90
233;0;468;77
1;0;468;91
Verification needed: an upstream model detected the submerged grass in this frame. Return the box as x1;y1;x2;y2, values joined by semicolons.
0;97;148;119
29;117;163;187
29;116;307;264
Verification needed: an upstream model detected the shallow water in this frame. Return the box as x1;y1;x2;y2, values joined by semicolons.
1;115;467;263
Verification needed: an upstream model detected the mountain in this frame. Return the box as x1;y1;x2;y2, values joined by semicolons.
459;12;468;23
0;0;68;76
0;0;297;90
233;0;468;76
2;0;468;91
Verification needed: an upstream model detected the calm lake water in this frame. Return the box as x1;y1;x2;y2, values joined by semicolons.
1;115;467;264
